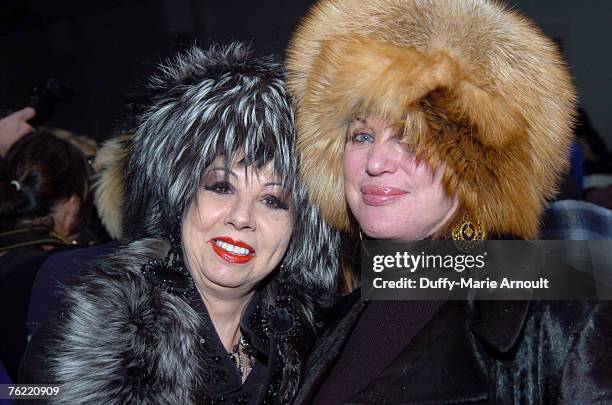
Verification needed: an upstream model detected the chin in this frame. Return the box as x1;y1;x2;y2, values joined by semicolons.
360;218;402;240
209;277;247;290
204;266;249;289
359;214;428;241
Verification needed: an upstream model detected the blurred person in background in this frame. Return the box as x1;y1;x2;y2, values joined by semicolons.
25;133;130;336
42;126;111;245
43;127;98;161
0;131;91;381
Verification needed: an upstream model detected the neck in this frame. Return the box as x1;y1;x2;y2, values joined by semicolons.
199;288;254;352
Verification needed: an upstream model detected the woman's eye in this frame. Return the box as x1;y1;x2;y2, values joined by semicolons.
351;132;374;144
204;181;233;194
262;195;289;211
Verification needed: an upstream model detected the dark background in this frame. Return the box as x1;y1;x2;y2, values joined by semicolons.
2;0;611;148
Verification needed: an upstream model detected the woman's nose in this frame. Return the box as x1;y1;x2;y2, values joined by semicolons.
225;199;256;231
366;142;398;176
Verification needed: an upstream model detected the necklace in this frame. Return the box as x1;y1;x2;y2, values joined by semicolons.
228;335;255;381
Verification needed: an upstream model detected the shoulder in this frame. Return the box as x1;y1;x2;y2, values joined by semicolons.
554;301;612;401
29;238;206;404
541;199;612;240
472;299;612;401
0;245;52;284
472;299;607;354
27;242;121;331
524;300;612;353
519;301;612;402
520;300;609;348
39;242;120;272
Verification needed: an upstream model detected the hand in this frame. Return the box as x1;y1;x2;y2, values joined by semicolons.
0;107;36;156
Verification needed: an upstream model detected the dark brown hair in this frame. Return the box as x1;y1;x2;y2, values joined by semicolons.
0;131;91;233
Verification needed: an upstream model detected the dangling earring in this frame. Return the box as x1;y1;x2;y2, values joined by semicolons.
261;263;301;345
451;212;486;251
140;216;196;298
451;212;486;241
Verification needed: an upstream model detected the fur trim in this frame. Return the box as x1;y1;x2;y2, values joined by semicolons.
51;239;206;404
93;134;130;240
287;0;576;238
50;236;339;403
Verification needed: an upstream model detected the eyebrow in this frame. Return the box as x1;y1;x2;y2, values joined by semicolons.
211;167;284;187
210;167;238;178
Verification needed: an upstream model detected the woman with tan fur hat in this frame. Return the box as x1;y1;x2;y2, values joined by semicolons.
287;0;612;403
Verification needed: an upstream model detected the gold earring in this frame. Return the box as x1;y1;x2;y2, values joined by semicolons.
451;212;486;241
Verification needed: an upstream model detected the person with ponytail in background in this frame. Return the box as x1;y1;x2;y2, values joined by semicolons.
0;131;90;381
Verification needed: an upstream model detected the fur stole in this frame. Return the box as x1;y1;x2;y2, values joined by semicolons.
50;239;215;404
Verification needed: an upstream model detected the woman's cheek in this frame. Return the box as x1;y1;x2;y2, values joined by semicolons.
343;147;365;185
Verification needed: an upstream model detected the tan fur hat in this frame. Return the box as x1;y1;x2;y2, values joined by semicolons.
286;0;576;239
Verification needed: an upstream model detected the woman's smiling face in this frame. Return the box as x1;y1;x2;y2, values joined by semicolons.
343;115;459;241
182;158;293;297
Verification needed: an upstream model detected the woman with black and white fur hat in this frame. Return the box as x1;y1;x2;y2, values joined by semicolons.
20;43;339;404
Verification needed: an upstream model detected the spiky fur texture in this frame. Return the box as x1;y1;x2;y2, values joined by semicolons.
51;239;206;404
286;0;576;239
51;44;340;403
123;43;298;240
93;134;130;240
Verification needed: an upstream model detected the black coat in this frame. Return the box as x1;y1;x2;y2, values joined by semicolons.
293;291;612;404
0;228;67;381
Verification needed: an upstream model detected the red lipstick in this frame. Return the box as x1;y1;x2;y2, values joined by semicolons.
360;185;407;205
209;236;256;264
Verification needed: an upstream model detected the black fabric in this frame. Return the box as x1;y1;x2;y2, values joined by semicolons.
189;292;276;404
314;299;445;404
0;227;67;382
17;315;56;389
0;246;54;382
294;293;612;404
27;242;119;336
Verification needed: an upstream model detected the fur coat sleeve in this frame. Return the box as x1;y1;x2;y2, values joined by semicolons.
20;239;210;404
